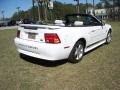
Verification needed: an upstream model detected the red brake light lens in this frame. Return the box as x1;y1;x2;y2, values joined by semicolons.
17;30;20;38
44;33;61;44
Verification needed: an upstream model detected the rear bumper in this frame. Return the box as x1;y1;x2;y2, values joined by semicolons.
14;38;71;61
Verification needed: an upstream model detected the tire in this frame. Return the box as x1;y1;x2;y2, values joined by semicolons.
106;31;112;44
19;53;25;58
68;41;85;63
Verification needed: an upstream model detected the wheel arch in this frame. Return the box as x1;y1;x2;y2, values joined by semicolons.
75;38;86;48
68;38;86;63
109;28;112;33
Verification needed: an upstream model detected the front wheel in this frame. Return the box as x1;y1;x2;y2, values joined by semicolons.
106;32;112;44
68;41;84;63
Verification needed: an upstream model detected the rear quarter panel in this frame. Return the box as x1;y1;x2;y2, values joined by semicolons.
54;27;90;49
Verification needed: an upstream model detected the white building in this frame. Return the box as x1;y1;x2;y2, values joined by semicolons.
87;7;108;19
95;9;107;19
87;7;120;20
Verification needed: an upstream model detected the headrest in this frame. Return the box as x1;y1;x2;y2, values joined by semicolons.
74;21;83;26
54;20;65;26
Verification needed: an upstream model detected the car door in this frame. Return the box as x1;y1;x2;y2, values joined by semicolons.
86;16;106;45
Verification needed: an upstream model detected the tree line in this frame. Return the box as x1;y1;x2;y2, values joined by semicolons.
11;1;92;22
11;0;120;22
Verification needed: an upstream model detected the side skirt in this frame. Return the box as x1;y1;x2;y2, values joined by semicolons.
84;39;106;53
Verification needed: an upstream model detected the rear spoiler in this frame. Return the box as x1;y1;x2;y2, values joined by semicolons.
19;24;60;30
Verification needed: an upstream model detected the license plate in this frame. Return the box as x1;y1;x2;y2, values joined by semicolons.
28;33;36;39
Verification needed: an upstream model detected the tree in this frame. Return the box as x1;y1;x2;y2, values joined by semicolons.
99;0;120;8
74;0;80;13
36;0;42;21
100;0;112;8
32;0;35;21
11;1;87;21
34;0;49;22
43;0;49;22
96;2;103;9
1;10;5;21
114;0;120;7
16;7;21;20
93;0;95;15
86;0;88;13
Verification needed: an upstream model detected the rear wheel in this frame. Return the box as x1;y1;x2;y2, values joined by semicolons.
68;41;84;63
106;31;112;44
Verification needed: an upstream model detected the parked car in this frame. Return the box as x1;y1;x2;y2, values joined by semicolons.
7;20;16;26
0;20;9;27
22;19;35;24
14;14;112;63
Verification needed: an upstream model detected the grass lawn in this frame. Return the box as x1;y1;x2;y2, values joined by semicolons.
0;22;120;90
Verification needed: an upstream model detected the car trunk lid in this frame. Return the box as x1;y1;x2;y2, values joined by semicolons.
18;24;60;43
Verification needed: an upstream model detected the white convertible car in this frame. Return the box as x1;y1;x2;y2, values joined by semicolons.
14;14;112;63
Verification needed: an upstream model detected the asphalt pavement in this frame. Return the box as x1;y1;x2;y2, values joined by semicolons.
0;26;18;30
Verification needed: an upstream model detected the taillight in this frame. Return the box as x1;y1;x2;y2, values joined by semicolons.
17;30;20;38
44;33;61;44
